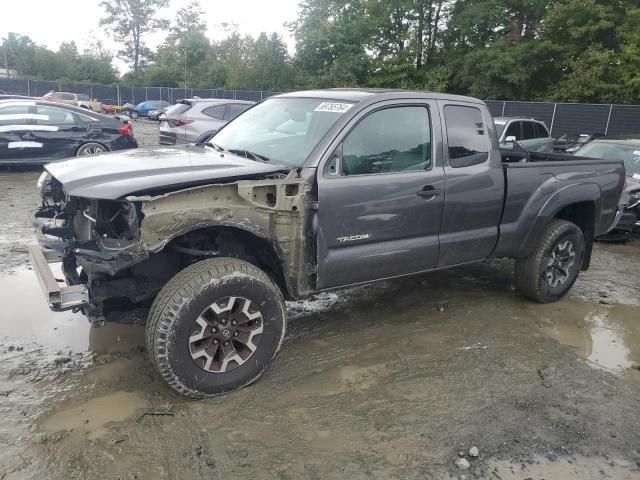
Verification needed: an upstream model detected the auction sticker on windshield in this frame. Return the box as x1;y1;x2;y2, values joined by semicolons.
314;102;353;113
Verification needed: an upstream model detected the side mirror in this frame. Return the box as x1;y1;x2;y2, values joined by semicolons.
505;135;517;143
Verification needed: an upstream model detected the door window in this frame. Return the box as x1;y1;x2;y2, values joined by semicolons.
504;121;521;140
522;121;536;140
0;105;31;126
203;105;226;120
341;106;431;176
224;104;250;121
35;106;76;125
60;93;75;101
444;105;489;167
534;122;549;138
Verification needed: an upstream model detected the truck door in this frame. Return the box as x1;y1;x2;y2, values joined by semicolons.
315;100;445;289
437;102;504;267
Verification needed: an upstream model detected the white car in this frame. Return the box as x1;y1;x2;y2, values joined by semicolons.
493;116;553;152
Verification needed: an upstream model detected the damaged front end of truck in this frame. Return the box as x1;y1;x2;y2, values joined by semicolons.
32;169;315;325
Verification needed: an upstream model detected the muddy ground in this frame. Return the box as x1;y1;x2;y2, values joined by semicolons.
1;122;640;479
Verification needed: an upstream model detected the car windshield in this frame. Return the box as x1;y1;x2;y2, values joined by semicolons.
578;142;640;179
212;97;355;166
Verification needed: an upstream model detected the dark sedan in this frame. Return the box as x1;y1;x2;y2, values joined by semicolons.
0;99;137;165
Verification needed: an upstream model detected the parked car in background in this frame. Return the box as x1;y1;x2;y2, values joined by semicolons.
123;100;170;119
43;91;107;113
493;116;553;152
553;132;604;153
147;106;168;121
0;99;137;165
576;135;640;240
159;98;254;145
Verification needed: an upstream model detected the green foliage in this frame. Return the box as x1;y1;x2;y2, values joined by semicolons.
2;0;640;103
99;0;169;74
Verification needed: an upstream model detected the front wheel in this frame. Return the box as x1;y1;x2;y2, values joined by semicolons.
128;110;139;119
145;258;286;398
515;219;585;303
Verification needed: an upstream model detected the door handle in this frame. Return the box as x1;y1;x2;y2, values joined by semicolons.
417;187;441;198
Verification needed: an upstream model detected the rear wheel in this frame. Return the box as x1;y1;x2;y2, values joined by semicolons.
76;142;107;156
128;110;139;119
146;258;286;398
515;219;585;303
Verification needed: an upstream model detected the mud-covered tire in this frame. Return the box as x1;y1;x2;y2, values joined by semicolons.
145;258;286;398
515;219;585;303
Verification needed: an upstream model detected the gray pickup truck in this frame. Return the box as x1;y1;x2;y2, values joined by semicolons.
30;89;626;397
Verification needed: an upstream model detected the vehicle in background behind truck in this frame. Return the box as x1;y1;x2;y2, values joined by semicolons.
493;116;554;152
0;99;137;165
123;100;170;119
553;132;604;153
43;91;109;113
159;98;254;145
577;135;640;240
31;89;626;397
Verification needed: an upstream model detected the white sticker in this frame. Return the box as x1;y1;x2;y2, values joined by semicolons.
0;114;49;121
314;102;353;113
633;173;640;180
633;150;640;156
8;141;43;149
0;125;58;133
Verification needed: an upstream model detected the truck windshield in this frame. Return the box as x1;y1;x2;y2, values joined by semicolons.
212;97;354;166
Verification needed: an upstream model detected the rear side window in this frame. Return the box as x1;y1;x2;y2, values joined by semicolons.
0;105;31;126
224;104;251;121
534;123;549;138
522;121;536;140
61;93;75;101
342;106;431;175
444;105;489;168
165;103;191;116
35;106;76;125
504;121;521;140
203;105;226;120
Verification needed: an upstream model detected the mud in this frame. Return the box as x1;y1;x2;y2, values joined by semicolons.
1;129;640;478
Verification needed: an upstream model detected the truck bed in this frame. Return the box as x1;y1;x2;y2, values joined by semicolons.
493;151;625;259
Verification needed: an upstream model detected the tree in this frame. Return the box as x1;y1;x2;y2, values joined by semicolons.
99;0;169;75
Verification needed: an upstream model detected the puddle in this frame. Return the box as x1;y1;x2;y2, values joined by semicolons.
42;391;149;440
529;299;640;374
487;454;640;479
0;267;145;354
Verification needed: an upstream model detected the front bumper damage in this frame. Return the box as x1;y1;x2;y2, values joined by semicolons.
29;245;88;311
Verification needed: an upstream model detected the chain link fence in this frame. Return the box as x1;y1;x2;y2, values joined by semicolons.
485;100;640;136
1;78;639;135
0;78;279;107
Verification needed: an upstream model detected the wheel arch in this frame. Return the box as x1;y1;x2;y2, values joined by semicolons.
157;224;292;299
520;183;601;269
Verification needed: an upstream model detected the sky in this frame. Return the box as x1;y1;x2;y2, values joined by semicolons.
0;0;300;73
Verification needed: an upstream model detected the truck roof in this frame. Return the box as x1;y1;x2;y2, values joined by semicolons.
276;88;485;105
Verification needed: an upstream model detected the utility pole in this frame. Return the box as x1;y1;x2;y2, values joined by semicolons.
3;48;9;79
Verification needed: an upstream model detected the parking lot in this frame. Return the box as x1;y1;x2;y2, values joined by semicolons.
1;120;640;479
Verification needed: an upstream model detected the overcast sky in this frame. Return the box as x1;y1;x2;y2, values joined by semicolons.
0;0;300;73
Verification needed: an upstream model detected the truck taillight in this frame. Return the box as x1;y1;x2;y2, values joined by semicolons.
117;122;133;137
166;119;194;127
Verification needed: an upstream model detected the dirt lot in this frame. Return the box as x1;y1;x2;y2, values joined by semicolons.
1;122;640;479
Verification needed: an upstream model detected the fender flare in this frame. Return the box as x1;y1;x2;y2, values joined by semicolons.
519;182;601;259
